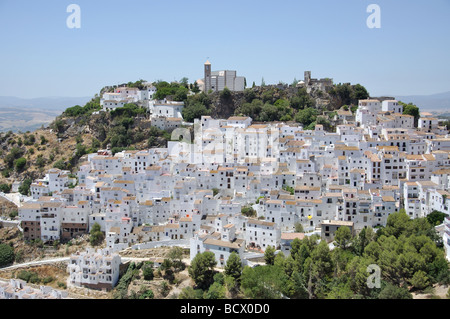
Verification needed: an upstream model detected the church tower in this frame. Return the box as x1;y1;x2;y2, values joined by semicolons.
204;60;211;92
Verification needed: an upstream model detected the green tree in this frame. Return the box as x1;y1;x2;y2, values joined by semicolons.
401;102;420;126
294;222;304;233
258;100;293;122
330;83;352;106
178;286;204;299
191;81;200;93
142;263;154;281
290;88;314;110
352;84;369;101
35;155;46;168
241;206;256;217
174;86;189;101
14;157;27;172
243;88;256;103
282;184;294;195
160;280;170;297
179;77;189;87
89;222;104;246
427;255;450;285
346;256;375;297
352;227;375;256
382;209;411;238
138;289;154;299
188;251;217;290
295;107;318;126
378;283;412;299
203;282;226;299
18;178;32;196
426;210;448;226
409;270;430;290
53;160;68;170
236;99;263;119
334;226;352;249
326;282;355;299
168;246;185;271
240;265;289;299
182;102;210;122
224;252;243;283
4;147;24;169
264;246;276;265
0;243;14;267
220;87;232;100
0;183;11;193
308;240;334;298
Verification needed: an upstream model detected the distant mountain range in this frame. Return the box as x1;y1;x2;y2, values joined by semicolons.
393;91;450;112
0;96;91;133
0;96;92;111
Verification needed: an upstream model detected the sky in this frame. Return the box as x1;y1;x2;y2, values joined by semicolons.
0;0;449;99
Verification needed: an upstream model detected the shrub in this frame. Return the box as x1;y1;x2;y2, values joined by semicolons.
14;157;27;172
0;243;14;266
42;276;55;284
18;178;32;196
139;289;154;299
0;183;11;193
17;270;40;284
143;263;154;281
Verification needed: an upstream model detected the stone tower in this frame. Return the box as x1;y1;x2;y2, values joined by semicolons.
304;71;311;85
204;60;211;92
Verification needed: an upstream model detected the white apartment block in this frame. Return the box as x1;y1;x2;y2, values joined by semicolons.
150;100;184;119
245;218;281;251
67;248;121;291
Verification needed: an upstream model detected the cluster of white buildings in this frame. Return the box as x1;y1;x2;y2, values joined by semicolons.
100;83;186;133
17;97;450;274
100;85;157;111
0;279;69;299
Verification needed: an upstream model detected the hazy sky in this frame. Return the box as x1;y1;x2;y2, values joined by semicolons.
0;0;449;99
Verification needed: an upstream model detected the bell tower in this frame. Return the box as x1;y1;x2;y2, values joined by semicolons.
204;60;211;92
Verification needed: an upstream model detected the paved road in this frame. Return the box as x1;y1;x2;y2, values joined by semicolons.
0;254;188;272
0;257;70;271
